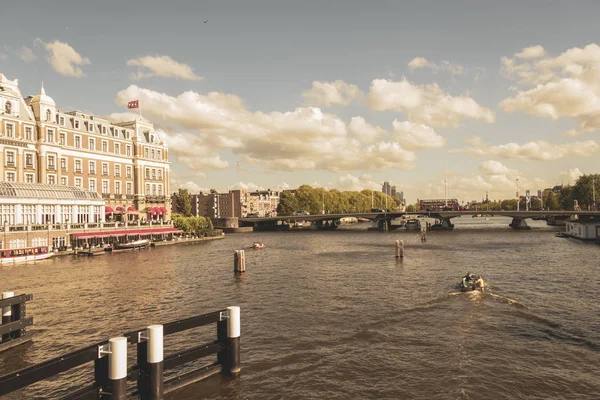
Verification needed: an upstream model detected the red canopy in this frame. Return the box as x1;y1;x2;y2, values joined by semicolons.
149;207;158;216
127;206;136;212
71;227;182;240
115;206;124;211
159;207;168;214
105;206;114;213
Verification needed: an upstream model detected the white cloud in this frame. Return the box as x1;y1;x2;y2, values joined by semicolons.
36;39;91;77
451;136;600;161
126;55;202;80
407;57;465;74
115;85;418;173
515;45;546;59
348;116;387;144
18;46;36;62
367;78;495;128
560;168;584;183
228;182;265;191
500;43;600;135
0;53;7;61
479;160;514;176
302;80;363;107
392;120;446;150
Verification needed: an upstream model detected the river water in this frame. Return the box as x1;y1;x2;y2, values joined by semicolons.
1;217;599;399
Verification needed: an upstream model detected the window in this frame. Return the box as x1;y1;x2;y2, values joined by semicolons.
61;177;67;185
114;143;120;154
75;159;82;173
89;138;95;150
47;155;56;170
145;168;150;179
89;179;96;192
157;170;162;180
6;172;15;182
102;180;109;194
152;169;156;179
115;165;121;177
146;183;150;194
126;182;132;195
47;129;54;143
75;135;81;148
60;117;65;126
61;158;67;171
102;163;108;176
158;184;163;196
74;120;80;129
151;149;155;159
157;150;161;160
25;173;34;183
152;184;156;195
46;109;52;121
102;141;108;152
6;123;14;138
102;126;106;134
126;131;130;139
6;151;15;166
4;101;11;114
145;148;149;158
47;174;56;184
115;181;122;195
74;177;82;188
25;127;33;141
60;133;66;145
88;122;93;132
89;161;96;174
25;153;34;168
126;166;132;178
126;145;131;156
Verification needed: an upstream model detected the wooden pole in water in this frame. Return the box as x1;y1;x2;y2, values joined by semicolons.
395;240;404;258
234;250;246;273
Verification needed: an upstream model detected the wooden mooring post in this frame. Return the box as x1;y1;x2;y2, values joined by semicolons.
395;240;404;258
234;250;246;273
0;306;242;399
0;291;33;353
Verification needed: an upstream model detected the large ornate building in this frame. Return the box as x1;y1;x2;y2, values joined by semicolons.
0;72;170;220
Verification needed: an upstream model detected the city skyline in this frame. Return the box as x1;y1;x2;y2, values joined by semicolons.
1;1;599;203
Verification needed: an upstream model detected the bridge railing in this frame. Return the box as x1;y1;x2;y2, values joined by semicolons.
0;306;241;399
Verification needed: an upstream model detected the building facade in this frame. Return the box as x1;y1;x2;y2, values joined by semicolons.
246;190;279;217
0;72;170;220
173;190;250;218
382;181;391;196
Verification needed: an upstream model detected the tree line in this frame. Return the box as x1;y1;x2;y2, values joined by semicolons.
276;185;400;215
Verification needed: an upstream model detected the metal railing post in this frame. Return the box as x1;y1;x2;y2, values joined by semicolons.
108;337;128;399
1;292;14;342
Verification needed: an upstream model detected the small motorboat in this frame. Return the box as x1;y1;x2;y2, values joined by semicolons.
113;239;150;251
460;273;485;292
252;242;265;249
555;232;570;238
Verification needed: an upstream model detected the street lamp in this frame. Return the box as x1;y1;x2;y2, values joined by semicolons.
593;177;596;211
516;179;520;211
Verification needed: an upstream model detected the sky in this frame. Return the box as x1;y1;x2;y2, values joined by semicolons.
1;0;600;203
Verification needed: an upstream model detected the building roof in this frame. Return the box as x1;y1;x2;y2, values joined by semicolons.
30;83;56;107
0;182;101;200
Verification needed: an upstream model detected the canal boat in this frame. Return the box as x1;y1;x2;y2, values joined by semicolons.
112;239;150;251
0;246;54;264
252;242;265;249
405;219;421;230
460;274;485;292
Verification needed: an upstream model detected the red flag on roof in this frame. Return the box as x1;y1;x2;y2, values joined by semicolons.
127;100;139;109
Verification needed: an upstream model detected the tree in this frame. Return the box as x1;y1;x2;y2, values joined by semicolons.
174;189;192;216
572;174;600;210
545;192;560;210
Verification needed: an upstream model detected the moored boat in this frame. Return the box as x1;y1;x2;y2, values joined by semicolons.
113;239;150;251
252;242;265;249
0;246;54;264
405;219;421;230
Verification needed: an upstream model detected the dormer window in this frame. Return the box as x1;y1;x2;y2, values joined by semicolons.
5;101;12;114
74;120;80;129
46;109;52;121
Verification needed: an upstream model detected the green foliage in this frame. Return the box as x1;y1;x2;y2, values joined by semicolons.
570;174;600;210
173;215;214;235
174;189;192;217
545;192;560;210
277;186;399;215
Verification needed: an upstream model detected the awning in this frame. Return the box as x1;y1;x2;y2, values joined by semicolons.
115;206;124;211
151;207;163;216
105;206;114;213
71;227;182;240
160;207;168;215
149;207;158;216
127;206;136;212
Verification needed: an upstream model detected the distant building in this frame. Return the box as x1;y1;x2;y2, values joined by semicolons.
382;181;391;196
173;189;248;218
246;189;280;217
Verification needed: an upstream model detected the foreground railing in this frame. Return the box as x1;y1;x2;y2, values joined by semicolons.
0;291;33;353
0;306;241;399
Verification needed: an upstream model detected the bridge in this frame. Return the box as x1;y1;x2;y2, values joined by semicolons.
239;210;600;231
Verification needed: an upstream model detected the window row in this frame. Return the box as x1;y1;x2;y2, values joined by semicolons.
145;183;164;196
47;131;134;156
45;156;133;178
52;114;132;139
143;147;163;160
4;151;37;169
144;167;163;180
2;123;35;140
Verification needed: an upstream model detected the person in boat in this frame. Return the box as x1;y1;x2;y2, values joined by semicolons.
474;276;485;290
